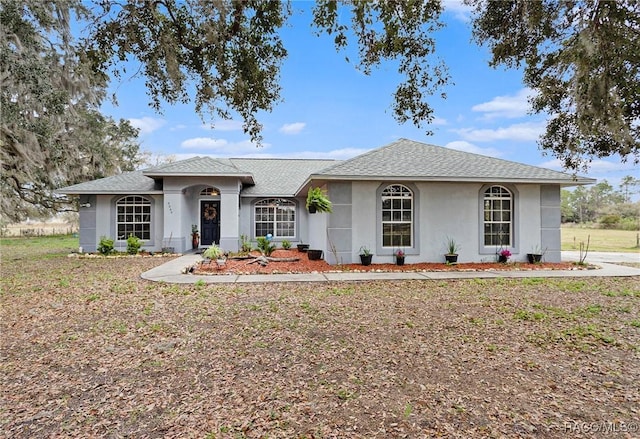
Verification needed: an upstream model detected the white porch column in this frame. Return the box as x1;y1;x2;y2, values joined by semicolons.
163;191;186;252
219;188;240;252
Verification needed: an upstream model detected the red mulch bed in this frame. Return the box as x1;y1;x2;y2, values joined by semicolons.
192;249;579;275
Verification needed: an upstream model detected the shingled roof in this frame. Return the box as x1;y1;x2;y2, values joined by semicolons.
56;171;161;194
56;139;595;196
230;158;336;196
143;156;253;183
307;138;595;185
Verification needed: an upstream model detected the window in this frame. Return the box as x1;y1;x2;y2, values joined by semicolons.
200;187;219;196
254;199;295;238
381;184;413;247
116;196;151;240
483;186;512;246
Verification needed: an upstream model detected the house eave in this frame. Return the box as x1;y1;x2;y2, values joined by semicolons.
54;190;165;195
143;171;254;182
295;174;596;195
240;192;298;198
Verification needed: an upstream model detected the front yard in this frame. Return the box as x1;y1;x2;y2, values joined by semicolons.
1;237;639;438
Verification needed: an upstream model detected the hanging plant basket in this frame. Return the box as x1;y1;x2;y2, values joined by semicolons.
306;187;332;213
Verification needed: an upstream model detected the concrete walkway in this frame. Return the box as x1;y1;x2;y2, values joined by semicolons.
141;252;640;284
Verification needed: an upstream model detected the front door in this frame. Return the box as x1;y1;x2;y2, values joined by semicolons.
200;201;220;246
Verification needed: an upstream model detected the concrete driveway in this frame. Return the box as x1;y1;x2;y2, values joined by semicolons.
562;251;639;264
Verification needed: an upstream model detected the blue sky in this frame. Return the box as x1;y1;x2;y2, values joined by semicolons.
99;1;637;189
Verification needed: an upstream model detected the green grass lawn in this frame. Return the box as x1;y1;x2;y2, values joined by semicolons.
1;237;639;438
562;225;640;252
0;234;78;258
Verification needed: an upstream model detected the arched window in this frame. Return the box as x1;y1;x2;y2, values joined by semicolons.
116;196;151;240
254;199;296;238
483;186;512;246
200;187;219;196
381;184;413;247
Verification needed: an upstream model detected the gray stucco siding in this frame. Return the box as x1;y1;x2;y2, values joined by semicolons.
540;185;562;262
348;181;552;264
326;182;353;264
78;195;96;252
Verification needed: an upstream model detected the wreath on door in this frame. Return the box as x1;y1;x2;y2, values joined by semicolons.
204;206;217;221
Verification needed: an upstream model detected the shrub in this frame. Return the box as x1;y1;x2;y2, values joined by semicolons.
203;244;224;259
281;239;291;250
599;214;621;229
97;236;115;255
126;234;142;255
239;234;252;253
619;218;640;231
256;236;276;256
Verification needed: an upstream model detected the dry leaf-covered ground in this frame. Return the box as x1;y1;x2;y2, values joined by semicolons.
1;238;639;438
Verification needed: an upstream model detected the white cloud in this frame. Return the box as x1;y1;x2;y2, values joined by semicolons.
472;88;536;120
454;121;546;142
180;137;268;154
279;122;306;135
442;0;473;22
128;117;166;135
539;158;638;174
431;116;447;126
444;141;503;158
201;120;244;131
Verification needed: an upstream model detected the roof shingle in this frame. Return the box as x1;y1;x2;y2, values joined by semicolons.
56;171;159;194
314;139;594;184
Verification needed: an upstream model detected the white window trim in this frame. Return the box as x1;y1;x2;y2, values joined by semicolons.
114;195;153;242
253;198;297;239
376;183;420;256
478;184;518;255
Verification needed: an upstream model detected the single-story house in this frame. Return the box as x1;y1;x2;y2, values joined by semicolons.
56;138;595;263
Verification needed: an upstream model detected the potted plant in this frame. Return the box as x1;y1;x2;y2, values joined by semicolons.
444;237;460;263
498;248;511;263
307;249;324;260
306;187;332;213
527;245;546;264
395;249;405;266
191;224;200;249
359;246;373;266
297;241;310;252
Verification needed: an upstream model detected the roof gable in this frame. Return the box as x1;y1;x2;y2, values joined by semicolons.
143;156;252;179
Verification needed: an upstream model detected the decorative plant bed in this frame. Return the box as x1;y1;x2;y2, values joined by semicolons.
190;249;589;276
